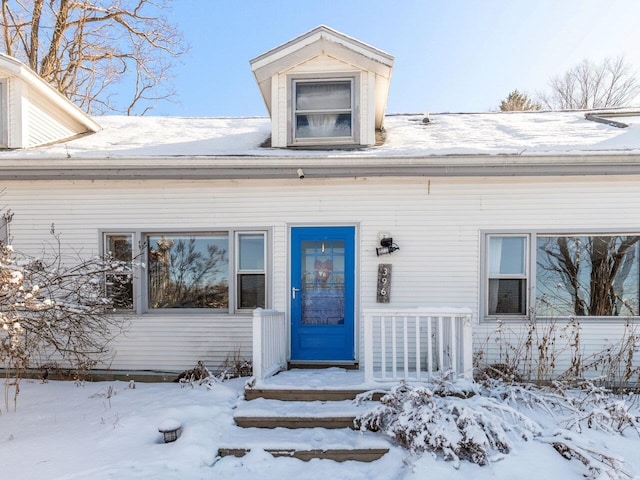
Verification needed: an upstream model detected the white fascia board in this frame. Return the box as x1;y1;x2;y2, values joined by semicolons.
250;26;394;73
3;154;640;180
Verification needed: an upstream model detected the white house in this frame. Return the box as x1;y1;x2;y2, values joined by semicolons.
2;26;640;382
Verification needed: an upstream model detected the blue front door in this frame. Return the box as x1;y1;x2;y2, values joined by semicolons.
290;226;355;361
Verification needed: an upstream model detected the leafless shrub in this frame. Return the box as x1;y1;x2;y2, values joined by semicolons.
217;349;252;379
0;228;131;410
539;430;633;480
175;360;218;389
476;314;640;389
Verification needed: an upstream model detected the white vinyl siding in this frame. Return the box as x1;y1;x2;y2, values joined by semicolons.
4;175;640;372
26;91;80;146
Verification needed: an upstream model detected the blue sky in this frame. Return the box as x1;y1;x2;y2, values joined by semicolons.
157;0;640;117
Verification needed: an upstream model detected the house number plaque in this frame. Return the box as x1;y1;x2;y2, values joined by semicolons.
377;263;392;303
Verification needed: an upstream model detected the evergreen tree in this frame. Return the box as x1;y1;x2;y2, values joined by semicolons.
499;90;542;111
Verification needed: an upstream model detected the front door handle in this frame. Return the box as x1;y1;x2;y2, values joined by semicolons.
292;287;301;300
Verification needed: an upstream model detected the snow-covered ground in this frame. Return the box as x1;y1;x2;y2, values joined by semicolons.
1;371;640;479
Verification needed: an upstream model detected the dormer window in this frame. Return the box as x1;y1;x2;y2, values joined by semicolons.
250;25;394;148
293;79;354;143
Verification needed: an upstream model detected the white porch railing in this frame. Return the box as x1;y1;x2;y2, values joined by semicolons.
363;308;473;383
252;308;287;380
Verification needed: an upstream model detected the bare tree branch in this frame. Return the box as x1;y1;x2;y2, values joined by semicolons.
540;56;640;110
0;0;186;115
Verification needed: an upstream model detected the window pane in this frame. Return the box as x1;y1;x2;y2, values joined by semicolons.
148;234;229;309
105;234;133;310
488;279;526;315
238;274;265;309
489;236;525;275
239;234;264;270
296;81;351;110
106;274;134;309
106;234;133;262
295;113;352;138
536;235;640;316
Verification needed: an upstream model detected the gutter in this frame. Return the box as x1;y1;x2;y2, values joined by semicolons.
1;153;640;180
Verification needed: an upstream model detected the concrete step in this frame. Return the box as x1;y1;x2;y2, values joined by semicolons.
227;369;391;463
217;421;392;463
244;388;384;401
234;415;356;429
218;447;389;462
233;397;376;429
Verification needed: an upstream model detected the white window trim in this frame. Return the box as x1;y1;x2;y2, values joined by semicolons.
235;231;267;312
482;230;640;322
484;233;530;320
101;228;271;315
287;72;360;147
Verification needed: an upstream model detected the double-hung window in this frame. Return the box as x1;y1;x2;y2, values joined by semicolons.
236;233;266;309
102;230;267;313
486;235;528;316
292;78;354;144
484;232;640;319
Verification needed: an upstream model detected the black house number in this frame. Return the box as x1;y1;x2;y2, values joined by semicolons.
377;263;392;303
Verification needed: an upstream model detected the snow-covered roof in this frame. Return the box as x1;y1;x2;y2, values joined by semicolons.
3;109;640;158
2;110;640;179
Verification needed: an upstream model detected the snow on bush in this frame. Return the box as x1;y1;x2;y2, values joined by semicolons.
356;381;540;468
357;380;640;479
0;226;133;410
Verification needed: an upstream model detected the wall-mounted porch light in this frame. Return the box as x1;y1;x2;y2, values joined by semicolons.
376;237;399;256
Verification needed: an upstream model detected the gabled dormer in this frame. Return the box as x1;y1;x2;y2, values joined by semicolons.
0;54;100;149
250;25;394;148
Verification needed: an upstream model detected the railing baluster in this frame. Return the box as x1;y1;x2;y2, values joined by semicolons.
380;315;386;380
391;316;397;379
438;316;444;375
403;316;409;379
450;316;457;374
426;315;433;380
415;316;421;381
364;312;374;383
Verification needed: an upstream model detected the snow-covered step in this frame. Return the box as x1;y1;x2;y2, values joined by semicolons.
244;387;375;401
218;447;389;462
217;425;391;462
233;398;378;429
224;369;392;463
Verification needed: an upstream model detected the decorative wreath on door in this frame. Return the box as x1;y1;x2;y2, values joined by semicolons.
314;258;333;282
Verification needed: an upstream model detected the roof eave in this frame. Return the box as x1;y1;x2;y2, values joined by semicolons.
2;153;640;180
